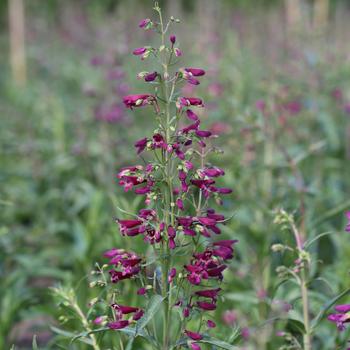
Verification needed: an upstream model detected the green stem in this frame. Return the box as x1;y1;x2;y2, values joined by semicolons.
72;298;100;350
301;268;312;350
159;8;172;349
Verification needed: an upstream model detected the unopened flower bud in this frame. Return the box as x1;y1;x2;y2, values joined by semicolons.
271;244;285;252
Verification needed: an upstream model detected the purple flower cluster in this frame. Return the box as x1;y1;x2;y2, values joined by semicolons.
104;248;142;284
185;240;237;285
91;248;144;329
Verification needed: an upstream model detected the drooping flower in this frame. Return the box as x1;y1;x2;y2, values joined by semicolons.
327;304;350;331
190;343;201;350
134;137;148;154
133;47;147;56
144;71;158;82
174;48;182;57
108;320;130;330
139;18;151;29
179;68;205;85
137;287;146;295
168;268;177;283
177;97;204;108
197;301;216;311
346;211;350;232
184;68;206;76
207;320;216;328
123;94;155;109
195;288;221;300
186;109;199;121
185;330;203;341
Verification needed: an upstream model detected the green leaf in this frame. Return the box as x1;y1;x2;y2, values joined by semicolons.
311;199;350;228
303;231;336;249
200;337;240;350
136;294;164;332
286;318;306;334
311;287;350;330
71;327;108;344
172;336;240;350
225;292;259;305
50;326;94;345
125;337;134;350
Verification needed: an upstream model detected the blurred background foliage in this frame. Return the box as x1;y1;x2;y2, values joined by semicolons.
0;0;350;349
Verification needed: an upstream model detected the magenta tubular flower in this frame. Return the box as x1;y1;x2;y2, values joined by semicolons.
190;343;201;350
170;35;176;44
144;71;158;82
108;320;130;330
185;330;203;341
184;68;206;76
133;309;144;321
137;287;146;295
346;211;350;232
197;301;216;311
335;304;350;313
93;316;104;325
134;137;148;154
133;47;147;56
207;320;216;328
202;167;225;177
183;307;190;318
195;288;221;300
123;94;154;109
176;198;184;210
112;304;139;314
178;97;204;108
328;303;350;331
195;130;212;138
139;18;151;28
186;109;199;121
174;48;182;57
168;267;177;283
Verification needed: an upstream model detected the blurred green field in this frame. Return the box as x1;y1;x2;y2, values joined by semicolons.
1;1;350;349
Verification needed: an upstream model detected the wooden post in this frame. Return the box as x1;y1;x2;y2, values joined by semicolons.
313;0;329;30
285;0;302;34
9;0;27;86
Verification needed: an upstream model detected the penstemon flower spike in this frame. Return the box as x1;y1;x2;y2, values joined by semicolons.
89;3;237;350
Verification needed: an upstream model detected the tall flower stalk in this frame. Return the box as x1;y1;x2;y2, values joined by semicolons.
86;3;237;350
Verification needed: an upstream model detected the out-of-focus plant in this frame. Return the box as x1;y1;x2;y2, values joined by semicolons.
271;208;350;350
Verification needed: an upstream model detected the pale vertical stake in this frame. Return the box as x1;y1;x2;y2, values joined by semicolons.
285;0;302;34
313;0;329;30
9;0;27;86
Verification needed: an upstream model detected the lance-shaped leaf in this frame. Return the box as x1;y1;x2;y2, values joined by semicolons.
311;287;350;330
136;294;164;332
